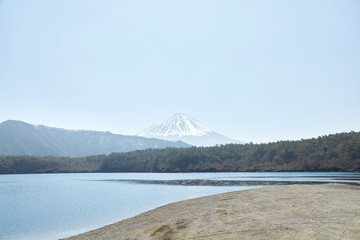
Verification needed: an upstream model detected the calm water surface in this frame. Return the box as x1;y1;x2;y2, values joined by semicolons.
0;172;359;240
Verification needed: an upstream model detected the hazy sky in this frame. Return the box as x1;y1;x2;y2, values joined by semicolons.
1;0;359;143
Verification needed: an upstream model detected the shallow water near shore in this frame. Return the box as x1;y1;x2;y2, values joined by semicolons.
1;172;359;240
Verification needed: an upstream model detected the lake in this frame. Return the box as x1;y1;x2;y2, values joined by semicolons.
1;172;359;240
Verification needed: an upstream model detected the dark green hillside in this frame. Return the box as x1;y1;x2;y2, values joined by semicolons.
0;131;359;174
100;131;360;172
0;155;104;174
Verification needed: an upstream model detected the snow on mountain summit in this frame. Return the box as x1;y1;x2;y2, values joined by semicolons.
138;113;213;138
138;113;244;146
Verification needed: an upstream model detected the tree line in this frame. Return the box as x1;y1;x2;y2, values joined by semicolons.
1;131;359;174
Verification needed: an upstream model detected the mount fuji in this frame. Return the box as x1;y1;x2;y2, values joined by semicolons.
138;113;244;146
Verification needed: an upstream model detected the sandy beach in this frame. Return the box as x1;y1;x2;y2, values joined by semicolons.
63;184;360;240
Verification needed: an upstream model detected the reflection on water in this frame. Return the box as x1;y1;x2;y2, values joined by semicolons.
101;172;360;186
101;179;348;186
0;172;359;240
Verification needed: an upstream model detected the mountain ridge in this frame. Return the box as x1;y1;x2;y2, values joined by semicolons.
0;120;190;157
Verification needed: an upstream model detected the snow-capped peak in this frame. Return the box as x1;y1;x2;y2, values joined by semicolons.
138;113;213;138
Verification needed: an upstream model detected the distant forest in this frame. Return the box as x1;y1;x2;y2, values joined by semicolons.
1;131;360;174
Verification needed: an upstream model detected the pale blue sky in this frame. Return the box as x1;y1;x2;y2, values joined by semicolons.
1;0;359;143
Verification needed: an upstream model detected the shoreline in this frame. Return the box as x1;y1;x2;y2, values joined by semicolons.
63;184;360;240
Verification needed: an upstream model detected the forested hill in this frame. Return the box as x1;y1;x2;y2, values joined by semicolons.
0;131;359;174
